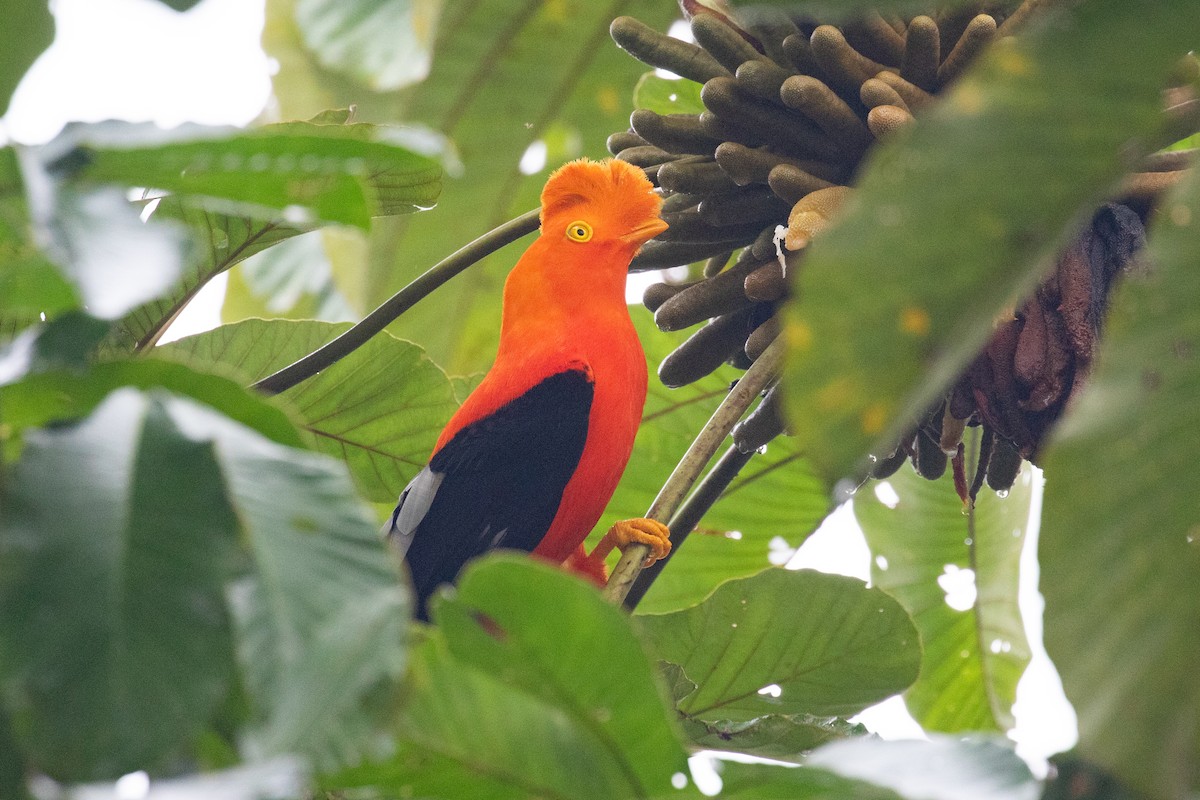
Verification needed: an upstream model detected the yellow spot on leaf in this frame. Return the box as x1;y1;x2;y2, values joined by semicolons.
542;0;569;23
861;403;888;435
994;43;1032;77
899;306;931;336
596;86;620;115
816;377;855;411
950;81;985;115
787;319;813;352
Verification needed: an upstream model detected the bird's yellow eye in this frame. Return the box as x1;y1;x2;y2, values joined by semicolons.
565;220;593;242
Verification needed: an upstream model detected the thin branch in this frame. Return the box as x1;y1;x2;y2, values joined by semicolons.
602;338;786;605
253;208;541;396
622;443;757;610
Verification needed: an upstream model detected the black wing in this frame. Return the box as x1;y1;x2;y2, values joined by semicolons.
386;368;593;619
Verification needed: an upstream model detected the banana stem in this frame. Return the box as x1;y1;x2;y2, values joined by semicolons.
602;338;785;605
253;209;541;396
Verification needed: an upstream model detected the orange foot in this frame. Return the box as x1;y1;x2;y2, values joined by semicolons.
594;518;672;567
565;518;673;584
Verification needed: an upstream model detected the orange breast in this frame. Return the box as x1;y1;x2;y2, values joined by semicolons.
532;311;647;562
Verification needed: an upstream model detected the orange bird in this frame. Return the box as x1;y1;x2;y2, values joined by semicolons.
385;158;672;618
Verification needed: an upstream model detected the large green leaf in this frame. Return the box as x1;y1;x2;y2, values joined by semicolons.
807;735;1039;800
221;423;408;766
0;358;304;450
854;442;1033;733
0;390;239;781
638;568;920;723
0;709;30;800
331;635;688;800
681;714;863;764
0;0;53;117
602;309;830;613
1;375;409;776
781;0;1200;481
1039;168;1200;798
330;556;690;799
149;392;407;769
48;120;442;230
436;556;688;793
294;0;440;91
18;113;442;347
159;318;458;503
157;317;349;383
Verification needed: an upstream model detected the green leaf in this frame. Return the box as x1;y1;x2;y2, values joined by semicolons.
781;0;1200;481
1;375;407;772
159;318;458;503
332;635;676;800
0;358;305;449
854;441;1033;733
807;736;1039;800
157;317;348;383
0;312;111;386
1039;168;1200;798
159;392;408;767
0;259;78;327
604;309;829;613
634;73;706;116
715;760;904;800
48;119;443;230
638;568;920;722
681;714;863;764
0;390;239;780
332;556;689;800
449;371;484;404
294;0;440;91
0;0;53;117
435;556;688;793
0;704;33;800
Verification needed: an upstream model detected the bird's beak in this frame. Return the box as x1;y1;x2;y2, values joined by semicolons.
620;218;669;246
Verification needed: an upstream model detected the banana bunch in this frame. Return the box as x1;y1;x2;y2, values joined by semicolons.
608;2;1029;455
610;1;1193;500
871;202;1147;499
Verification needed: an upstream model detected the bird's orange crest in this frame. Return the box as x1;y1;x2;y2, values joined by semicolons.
540;158;663;241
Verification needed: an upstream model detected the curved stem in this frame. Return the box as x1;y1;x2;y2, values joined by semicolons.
253;209;541;395
602;338;785;605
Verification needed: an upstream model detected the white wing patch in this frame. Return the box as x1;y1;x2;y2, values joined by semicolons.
383;466;445;560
